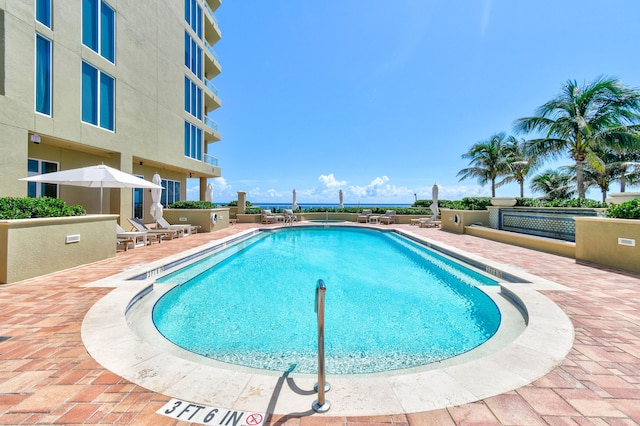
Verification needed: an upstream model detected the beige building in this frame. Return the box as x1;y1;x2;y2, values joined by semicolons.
0;0;222;223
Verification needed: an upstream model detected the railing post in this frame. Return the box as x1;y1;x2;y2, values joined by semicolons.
312;279;330;413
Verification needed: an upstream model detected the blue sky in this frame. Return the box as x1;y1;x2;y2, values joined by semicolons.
188;1;640;204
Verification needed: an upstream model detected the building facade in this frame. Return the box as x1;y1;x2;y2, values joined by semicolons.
0;0;222;222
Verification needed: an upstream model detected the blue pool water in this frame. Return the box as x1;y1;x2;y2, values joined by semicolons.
153;227;501;374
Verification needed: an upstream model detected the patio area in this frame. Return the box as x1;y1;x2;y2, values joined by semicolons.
1;223;639;425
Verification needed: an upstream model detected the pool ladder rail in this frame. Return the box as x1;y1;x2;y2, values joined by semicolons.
313;279;331;413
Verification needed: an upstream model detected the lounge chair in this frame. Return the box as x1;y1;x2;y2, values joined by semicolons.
128;217;179;240
379;210;396;225
156;217;199;236
357;209;372;223
261;209;276;224
116;224;161;249
418;215;441;228
283;209;297;224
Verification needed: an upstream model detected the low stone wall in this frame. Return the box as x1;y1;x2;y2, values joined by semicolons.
575;217;640;274
162;208;230;232
465;225;576;258
440;209;490;234
0;215;117;284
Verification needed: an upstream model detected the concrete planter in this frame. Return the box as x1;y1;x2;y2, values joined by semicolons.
0;215;117;284
491;197;517;207
605;192;640;205
162;208;230;232
575;216;640;274
440;209;490;234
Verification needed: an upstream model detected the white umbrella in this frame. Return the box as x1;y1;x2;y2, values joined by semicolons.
430;183;439;218
339;189;344;209
150;173;163;221
20;164;162;213
292;189;298;210
205;183;213;202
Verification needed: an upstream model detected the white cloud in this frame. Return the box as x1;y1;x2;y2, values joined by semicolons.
318;173;347;188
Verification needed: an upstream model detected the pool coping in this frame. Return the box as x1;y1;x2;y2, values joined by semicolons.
81;225;575;417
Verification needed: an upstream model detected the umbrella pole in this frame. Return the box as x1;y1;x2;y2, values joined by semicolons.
100;186;103;214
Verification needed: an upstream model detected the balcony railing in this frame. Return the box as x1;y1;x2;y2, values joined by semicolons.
205;79;219;96
204;116;219;131
204;153;219;166
204;40;220;63
203;1;219;26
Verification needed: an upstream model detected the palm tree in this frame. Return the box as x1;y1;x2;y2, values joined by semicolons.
457;132;511;197
604;147;640;192
530;169;576;201
502;136;538;198
514;76;640;198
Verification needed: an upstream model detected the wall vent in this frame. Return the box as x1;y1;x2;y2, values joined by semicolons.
65;234;81;244
618;238;635;247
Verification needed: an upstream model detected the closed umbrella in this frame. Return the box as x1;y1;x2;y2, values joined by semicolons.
20;164;161;213
205;183;213;202
292;189;298;210
150;173;163;222
430;183;439;218
339;189;344;209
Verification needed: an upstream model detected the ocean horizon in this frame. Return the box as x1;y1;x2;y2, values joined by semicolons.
242;202;413;209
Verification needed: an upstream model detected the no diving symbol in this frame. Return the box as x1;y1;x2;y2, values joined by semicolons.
246;413;263;425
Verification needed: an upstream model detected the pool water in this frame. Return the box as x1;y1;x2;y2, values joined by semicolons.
153;227;501;374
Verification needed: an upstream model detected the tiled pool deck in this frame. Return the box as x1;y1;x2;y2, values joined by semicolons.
1;223;639;425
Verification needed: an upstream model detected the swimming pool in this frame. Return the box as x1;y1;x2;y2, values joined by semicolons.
152;227;501;374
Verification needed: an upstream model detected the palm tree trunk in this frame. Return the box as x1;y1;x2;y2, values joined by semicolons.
519;181;524;198
576;160;585;198
491;179;496;197
620;168;626;192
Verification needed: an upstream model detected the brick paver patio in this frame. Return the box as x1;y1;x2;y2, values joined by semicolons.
1;223;639;425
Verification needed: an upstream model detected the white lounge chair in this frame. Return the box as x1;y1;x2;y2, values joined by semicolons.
261;209;276;224
156;217;199;236
357;209;372;223
128;217;179;240
283;209;297;224
116;223;161;249
418;215;441;228
380;210;396;224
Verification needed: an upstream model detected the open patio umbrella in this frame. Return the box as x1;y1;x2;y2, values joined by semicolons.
20;164;162;213
430;183;439;218
150;173;163;222
292;189;298;210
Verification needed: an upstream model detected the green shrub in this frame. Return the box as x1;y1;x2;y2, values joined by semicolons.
168;200;216;209
226;200;252;207
444;197;492;210
606;199;640;219
542;198;606;208
0;197;86;219
244;207;262;214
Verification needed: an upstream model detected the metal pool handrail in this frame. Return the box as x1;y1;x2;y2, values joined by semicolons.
313;279;331;412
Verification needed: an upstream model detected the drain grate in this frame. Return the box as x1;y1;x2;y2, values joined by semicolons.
0;336;12;343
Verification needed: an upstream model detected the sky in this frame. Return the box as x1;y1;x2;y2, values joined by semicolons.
187;1;640;205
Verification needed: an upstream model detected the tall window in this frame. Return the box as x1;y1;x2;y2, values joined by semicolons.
184;32;202;79
35;34;52;115
184;121;202;160
27;159;58;198
133;179;143;219
82;62;114;130
161;179;181;206
36;0;51;28
82;0;115;62
185;0;202;39
184;77;202;119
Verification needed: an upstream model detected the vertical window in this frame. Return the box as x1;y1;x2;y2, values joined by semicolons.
82;61;114;130
184;77;202;119
185;0;202;39
83;0;115;62
161;179;181;206
82;0;98;50
27;159;58;198
184;32;203;79
184;121;203;160
133;179;143;219
35;34;52;115
100;4;115;62
36;0;51;28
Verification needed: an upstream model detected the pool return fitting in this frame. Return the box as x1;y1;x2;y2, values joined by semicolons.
312;279;331;413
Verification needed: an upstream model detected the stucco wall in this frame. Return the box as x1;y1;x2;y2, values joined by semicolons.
575;217;640;274
440;209;490;234
0;215;117;284
162;208;230;233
